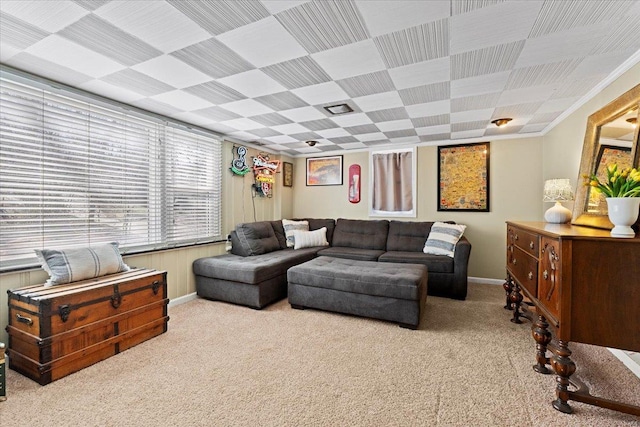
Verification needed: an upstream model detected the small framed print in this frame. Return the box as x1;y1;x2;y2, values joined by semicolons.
306;155;343;186
283;162;293;187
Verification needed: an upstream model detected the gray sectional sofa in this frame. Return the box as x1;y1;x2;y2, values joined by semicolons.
193;218;471;310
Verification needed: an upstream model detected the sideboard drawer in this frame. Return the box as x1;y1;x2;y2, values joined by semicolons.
510;227;540;258
508;246;538;297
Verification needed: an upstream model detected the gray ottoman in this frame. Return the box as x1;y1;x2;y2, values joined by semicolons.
287;256;427;329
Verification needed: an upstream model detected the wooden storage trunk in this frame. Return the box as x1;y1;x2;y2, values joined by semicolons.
6;268;168;385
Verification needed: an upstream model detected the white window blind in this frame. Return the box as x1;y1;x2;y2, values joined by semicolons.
0;71;222;271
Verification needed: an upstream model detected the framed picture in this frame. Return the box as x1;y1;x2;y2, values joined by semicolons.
438;142;490;212
282;162;293;187
306;155;343;186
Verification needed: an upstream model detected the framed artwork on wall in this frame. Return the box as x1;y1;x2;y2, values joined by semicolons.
283;162;293;187
306;155;343;186
438;142;490;212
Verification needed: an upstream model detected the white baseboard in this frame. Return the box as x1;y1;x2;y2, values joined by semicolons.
468;276;504;286
169;292;198;307
609;348;640;379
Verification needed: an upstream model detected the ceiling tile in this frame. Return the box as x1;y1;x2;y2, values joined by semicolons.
95;0;210;53
250;112;293;127
263;134;298;144
389;135;420;144
450;71;510;98
271;122;310;135
451;108;495;124
279;106;327;122
24;34;126;78
217;16;307;68
58;14;162;66
450;0;543;54
76;79;143;103
384;129;417;139
254;91;309;110
497;85;555;106
352;91;404;112
492;102;542;120
336;70;395;98
376;119;413;132
452;40;525;80
515;26;602;69
132;55;212;89
330;112;374;127
388;57;450;90
168;0;270;36
451;129;486;139
218;69;287;98
246;127;283;138
329;136;358;144
261;1;310;15
275;0;369;53
71;0;111;11
374;18;449;68
366;107;409;122
406;100;450;118
261;56;331;90
420;133;451;142
289;131;322;141
336;141;367;149
451;93;501;113
191;106;242;122
315;127;351;138
291;81;350;105
183;80;246;105
0;12;50;50
219;99;274;117
219;118;267;131
354;132;387;142
312;39;386;80
535;97;580;115
416;124;451;136
151;90;213;111
1;0;88;32
345;124;380;135
356;0;449;37
506;59;582;90
131;98;183;117
399;82;450;105
170;38;255;79
101;69;175;97
300;118;339;131
411;114;450;128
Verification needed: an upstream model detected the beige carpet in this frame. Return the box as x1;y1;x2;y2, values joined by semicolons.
2;283;639;426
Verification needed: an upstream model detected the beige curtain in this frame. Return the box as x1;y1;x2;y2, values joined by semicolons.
372;151;413;212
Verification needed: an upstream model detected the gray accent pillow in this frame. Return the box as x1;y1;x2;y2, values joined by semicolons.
230;230;250;257
235;222;281;256
35;242;130;287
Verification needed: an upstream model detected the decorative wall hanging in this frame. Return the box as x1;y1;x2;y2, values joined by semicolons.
438;142;490;212
283;162;293;187
230;146;251;176
348;164;361;203
252;154;280;197
306;155;343;186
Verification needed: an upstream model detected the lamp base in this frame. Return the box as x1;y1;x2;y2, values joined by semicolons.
545;201;572;223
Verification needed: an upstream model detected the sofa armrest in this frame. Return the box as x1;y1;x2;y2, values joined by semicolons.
451;236;472;300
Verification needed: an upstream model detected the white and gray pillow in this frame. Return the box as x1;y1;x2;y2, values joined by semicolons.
423;222;466;258
35;242;130;286
282;219;309;248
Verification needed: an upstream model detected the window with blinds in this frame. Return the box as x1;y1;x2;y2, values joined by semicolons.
0;70;222;271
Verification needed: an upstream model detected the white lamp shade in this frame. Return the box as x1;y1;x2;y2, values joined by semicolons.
543;179;574;202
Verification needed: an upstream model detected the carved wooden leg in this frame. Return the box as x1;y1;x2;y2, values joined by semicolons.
503;276;514;310
551;340;576;414
532;314;552;374
509;282;524;324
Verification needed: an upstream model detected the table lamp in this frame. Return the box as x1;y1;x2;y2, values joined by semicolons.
543;179;574;223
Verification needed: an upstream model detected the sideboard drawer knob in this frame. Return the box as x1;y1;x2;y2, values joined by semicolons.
528;272;533;280
530;241;534;250
543;270;549;280
512;259;517;265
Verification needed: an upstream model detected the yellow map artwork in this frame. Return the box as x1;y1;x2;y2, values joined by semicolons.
440;144;488;210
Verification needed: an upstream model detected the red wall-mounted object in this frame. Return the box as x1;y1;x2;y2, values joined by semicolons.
348;164;361;203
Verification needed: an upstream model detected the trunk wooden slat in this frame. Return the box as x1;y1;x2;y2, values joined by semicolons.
6;268;168;385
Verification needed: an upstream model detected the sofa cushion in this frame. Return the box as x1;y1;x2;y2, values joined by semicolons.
282;219;309;247
193;248;320;285
423;222;467;258
316;247;384;261
287;256;426;300
303;218;336;245
293;227;329;250
378;251;454;273
331;219;389;250
386;221;435;252
235;222;281;256
230;230;250;256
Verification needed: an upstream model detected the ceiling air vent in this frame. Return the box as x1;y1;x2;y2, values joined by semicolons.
324;103;353;115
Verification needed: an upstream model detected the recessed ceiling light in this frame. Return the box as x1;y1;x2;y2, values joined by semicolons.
306;140;318;146
324;103;353;115
491;118;512;128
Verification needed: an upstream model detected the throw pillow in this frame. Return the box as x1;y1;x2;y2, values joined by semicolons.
235;222;280;256
293;227;329;250
423;222;467;258
35;242;130;287
282;219;309;248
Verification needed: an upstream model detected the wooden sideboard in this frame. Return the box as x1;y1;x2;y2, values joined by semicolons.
504;221;640;416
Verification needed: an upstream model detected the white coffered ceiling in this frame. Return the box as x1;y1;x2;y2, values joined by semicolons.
1;0;639;156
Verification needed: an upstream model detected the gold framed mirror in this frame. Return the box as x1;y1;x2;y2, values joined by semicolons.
572;84;640;229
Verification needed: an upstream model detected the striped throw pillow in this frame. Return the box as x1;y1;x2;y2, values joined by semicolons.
282;219;309;247
423;222;466;258
293;227;329;250
35;242;130;286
